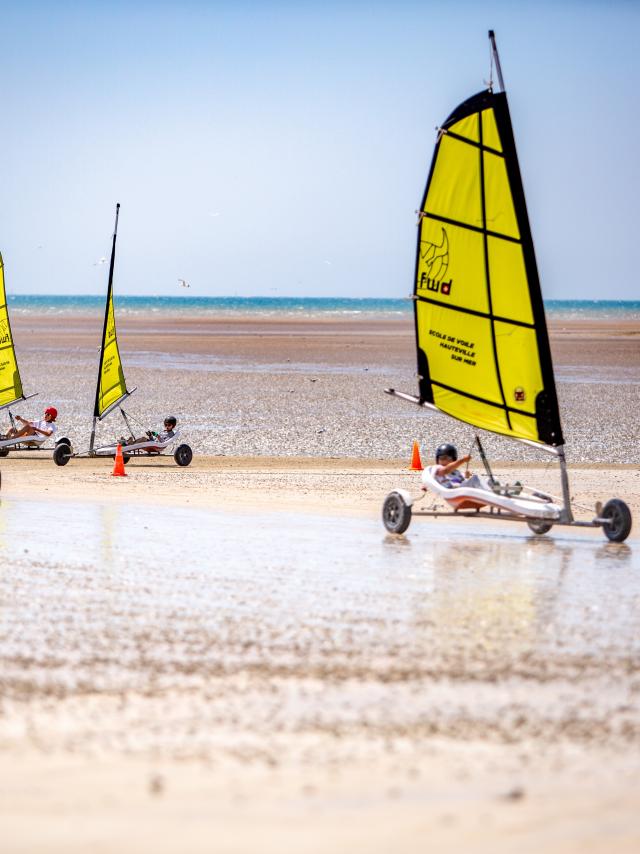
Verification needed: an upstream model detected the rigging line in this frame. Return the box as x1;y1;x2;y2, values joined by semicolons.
120;409;148;433
465;436;476;467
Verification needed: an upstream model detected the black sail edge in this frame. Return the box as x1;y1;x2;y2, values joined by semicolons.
413;89;564;447
93;204;121;418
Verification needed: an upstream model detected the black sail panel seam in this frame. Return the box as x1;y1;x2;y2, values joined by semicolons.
415;294;535;329
479;106;511;431
443;130;503;157
413;129;448;404
0;256;24;397
493;93;564;446
431;379;536;419
95;239;118;417
423;213;521;245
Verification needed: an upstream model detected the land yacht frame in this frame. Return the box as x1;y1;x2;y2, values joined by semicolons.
381;33;632;543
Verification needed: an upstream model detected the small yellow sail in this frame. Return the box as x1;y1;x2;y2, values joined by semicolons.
0;253;25;410
414;90;563;447
94;205;130;419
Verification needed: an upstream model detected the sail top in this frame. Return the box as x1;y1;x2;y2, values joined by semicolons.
94;205;131;420
413;88;564;447
0;253;26;411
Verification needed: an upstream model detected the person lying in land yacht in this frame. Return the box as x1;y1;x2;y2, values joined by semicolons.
3;407;58;442
118;416;177;447
433;443;483;489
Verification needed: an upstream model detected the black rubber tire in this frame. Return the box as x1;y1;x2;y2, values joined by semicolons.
53;443;71;466
56;437;71;448
527;519;553;535
122;454;131;465
174;444;193;467
0;447;9;457
602;499;632;543
382;492;412;534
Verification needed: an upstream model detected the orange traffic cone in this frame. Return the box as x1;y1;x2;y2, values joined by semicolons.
409;440;423;471
112;443;127;477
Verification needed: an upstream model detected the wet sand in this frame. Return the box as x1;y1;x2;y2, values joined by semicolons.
1;473;640;852
1;457;640;852
2;454;640;521
1;311;639;851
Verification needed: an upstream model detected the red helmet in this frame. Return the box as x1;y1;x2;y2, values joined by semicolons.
45;406;58;420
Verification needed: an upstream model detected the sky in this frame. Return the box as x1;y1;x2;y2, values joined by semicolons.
1;0;639;299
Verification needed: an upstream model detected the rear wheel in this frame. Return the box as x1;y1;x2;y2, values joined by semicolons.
174;444;193;467
0;447;9;457
122;454;131;465
527;519;553;535
382;492;412;534
53;443;71;466
602;499;632;543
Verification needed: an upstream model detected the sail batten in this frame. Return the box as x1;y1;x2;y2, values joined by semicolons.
416;294;535;330
442;130;503;157
94;204;131;420
413;88;563;447
0;253;26;410
422;211;522;244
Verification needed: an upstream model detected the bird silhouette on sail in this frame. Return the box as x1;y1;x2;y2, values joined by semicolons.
418;228;451;294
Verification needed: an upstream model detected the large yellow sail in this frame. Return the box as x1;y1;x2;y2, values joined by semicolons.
0;253;25;410
94;205;130;419
414;90;563;447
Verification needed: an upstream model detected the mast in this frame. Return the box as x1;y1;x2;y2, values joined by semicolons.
488;30;505;93
90;203;120;454
487;28;573;521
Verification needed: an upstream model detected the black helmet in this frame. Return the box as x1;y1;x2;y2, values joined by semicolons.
435;443;457;461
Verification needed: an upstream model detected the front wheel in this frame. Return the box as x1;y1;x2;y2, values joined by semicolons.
382;492;412;534
174;444;193;467
527;519;553;535
0;447;9;457
53;443;71;466
602;499;632;543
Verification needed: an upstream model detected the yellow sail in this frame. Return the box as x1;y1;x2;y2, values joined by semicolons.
414;90;563;447
94;205;130;419
0;253;25;410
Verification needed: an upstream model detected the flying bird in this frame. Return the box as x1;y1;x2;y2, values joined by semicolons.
93;256;107;266
178;278;190;288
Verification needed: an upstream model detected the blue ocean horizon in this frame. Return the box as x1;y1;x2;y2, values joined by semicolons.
7;294;640;320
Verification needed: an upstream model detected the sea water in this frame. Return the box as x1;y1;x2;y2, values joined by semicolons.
7;294;640;320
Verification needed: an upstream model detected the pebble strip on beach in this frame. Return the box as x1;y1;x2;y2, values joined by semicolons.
12;348;640;465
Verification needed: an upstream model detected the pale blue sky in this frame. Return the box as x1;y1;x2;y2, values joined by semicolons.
2;0;639;299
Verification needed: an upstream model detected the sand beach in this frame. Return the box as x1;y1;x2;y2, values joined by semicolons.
8;309;640;462
1;310;639;852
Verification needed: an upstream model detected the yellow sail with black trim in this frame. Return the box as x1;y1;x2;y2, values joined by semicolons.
414;89;563;447
94;204;130;419
0;253;25;409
